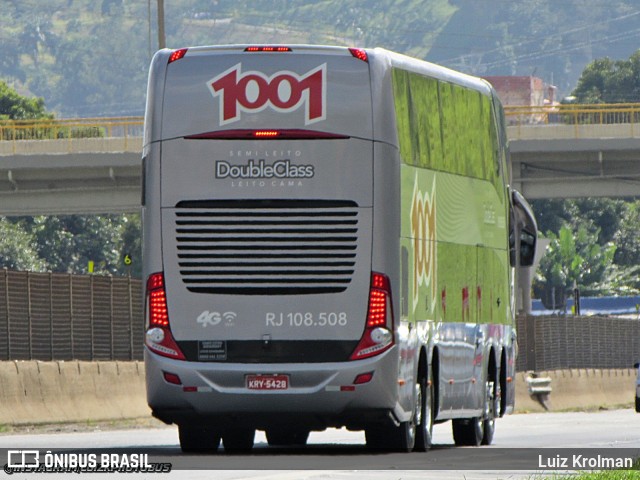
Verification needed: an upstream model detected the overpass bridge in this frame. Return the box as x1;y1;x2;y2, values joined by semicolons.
0;104;639;215
507;104;640;199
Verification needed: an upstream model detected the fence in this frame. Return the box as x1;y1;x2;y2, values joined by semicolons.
516;314;640;372
0;270;143;361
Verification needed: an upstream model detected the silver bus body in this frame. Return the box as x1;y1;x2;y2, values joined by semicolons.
142;45;535;452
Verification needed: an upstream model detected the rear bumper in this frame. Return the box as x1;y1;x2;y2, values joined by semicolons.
145;346;402;430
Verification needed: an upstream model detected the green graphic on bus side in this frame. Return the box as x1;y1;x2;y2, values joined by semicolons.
393;67;512;327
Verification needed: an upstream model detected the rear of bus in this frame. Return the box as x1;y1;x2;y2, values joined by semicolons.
142;46;405;448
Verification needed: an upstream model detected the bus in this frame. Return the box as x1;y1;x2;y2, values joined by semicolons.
142;44;537;453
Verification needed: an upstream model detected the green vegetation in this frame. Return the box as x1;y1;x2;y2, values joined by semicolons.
2;0;640;116
541;471;640;480
532;197;640;306
0;214;141;278
572;50;640;104
0;80;51;121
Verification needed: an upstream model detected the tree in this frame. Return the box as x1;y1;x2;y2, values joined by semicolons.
0;219;46;271
0;81;51;120
534;225;616;308
572;50;640;103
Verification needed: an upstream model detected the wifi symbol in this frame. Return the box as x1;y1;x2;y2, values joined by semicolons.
223;312;237;324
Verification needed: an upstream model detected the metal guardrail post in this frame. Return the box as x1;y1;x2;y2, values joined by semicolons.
526;373;552;410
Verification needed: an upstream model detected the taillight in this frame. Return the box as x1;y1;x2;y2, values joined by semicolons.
168;48;188;64
350;272;394;360
349;48;368;62
145;272;186;360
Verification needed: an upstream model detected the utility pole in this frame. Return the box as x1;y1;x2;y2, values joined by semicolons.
157;0;166;49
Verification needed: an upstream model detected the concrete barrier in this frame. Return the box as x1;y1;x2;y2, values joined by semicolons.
0;361;149;425
0;362;635;425
515;368;636;413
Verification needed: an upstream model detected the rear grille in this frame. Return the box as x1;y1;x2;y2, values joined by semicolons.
174;200;359;295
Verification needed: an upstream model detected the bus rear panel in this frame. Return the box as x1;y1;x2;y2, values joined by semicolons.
143;46;406;438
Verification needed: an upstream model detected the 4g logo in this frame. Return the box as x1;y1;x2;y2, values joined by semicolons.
208;63;326;125
197;311;237;327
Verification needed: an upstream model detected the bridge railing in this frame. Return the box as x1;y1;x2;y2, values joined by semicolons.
1;104;640;146
504;103;640;126
0;117;144;141
0;117;144;155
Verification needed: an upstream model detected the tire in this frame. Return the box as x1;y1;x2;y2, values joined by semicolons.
365;420;415;452
414;372;434;452
482;379;497;445
178;425;221;453
364;427;387;450
222;428;255;452
266;428;310;446
452;417;484;446
635;396;640;413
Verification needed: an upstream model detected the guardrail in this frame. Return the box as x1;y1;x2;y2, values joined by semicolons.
0;117;144;155
0;116;144;140
504;103;640;126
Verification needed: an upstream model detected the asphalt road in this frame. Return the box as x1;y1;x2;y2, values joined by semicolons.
0;409;638;479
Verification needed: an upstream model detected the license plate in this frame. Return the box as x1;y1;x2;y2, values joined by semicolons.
246;374;289;390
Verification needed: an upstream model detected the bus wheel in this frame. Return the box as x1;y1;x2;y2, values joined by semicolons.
366;422;415;452
178;425;221;453
266;428;310;447
482;379;497;445
414;373;433;452
452;417;483;446
223;428;255;452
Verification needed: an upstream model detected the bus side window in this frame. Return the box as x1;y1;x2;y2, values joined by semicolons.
141;155;147;207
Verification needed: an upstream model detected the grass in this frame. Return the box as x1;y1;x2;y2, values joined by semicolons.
539;473;640;479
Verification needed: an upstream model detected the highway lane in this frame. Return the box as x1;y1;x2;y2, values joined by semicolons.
0;409;638;479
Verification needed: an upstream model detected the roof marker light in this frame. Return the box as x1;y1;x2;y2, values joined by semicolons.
168;48;188;64
349;48;368;62
245;46;292;52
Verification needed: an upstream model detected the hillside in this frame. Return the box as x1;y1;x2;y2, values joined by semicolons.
1;0;639;116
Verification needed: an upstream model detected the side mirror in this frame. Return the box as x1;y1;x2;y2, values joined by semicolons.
510;189;538;267
519;228;536;267
635;362;639;369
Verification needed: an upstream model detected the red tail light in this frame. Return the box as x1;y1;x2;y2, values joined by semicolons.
168;48;188;64
349;48;368;62
350;272;394;360
145;273;186;360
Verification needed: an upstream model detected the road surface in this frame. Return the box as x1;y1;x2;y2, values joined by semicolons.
0;409;638;479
